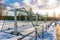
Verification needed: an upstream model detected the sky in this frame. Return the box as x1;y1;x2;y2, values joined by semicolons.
2;0;60;16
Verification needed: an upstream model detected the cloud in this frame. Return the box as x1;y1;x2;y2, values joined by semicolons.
57;0;60;6
23;0;42;7
3;6;11;14
10;2;21;8
2;0;60;16
47;0;57;6
23;0;58;9
23;0;60;16
37;0;57;9
6;0;58;10
6;6;11;10
1;0;9;3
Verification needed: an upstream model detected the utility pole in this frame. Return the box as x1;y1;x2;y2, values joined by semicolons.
42;25;44;39
14;9;18;35
45;13;48;32
35;28;38;40
35;13;38;40
25;15;27;22
36;13;38;25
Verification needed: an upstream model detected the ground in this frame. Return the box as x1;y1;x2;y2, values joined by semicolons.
0;20;57;40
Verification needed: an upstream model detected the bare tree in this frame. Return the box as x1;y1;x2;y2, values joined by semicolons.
0;0;6;16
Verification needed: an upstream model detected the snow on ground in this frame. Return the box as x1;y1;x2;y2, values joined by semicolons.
0;32;20;40
37;22;56;40
0;20;53;40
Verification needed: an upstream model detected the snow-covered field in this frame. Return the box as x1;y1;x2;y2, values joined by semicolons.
0;20;57;40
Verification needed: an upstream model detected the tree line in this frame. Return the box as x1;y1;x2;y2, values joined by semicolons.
0;15;46;21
